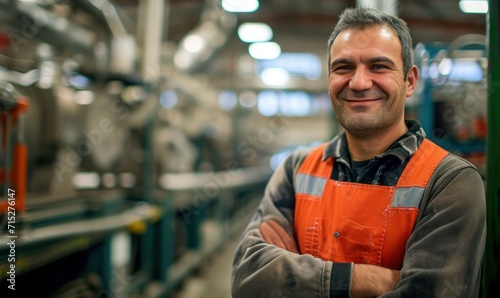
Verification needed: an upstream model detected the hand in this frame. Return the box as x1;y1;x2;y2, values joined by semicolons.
351;264;401;297
259;220;299;253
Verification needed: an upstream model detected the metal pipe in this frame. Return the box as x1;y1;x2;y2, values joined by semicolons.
2;1;96;56
140;0;166;83
173;0;236;73
0;203;159;246
158;166;272;192
1;0;131;58
74;0;129;38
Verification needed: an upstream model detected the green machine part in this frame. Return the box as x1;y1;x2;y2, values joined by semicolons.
484;0;500;296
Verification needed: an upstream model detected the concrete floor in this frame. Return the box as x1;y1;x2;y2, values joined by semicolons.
170;233;240;298
167;196;260;298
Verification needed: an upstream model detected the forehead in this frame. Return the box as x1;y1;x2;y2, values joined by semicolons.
330;25;402;60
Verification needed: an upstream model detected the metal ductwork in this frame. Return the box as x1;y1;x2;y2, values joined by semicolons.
0;0;96;57
75;0;138;75
173;0;237;73
0;0;139;76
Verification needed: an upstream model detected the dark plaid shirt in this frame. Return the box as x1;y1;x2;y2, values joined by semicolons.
324;119;426;186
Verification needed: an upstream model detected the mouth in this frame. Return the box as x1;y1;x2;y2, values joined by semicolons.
337;87;387;103
341;98;382;110
344;98;380;102
343;98;381;104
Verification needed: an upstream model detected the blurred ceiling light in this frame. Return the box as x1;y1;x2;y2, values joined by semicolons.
257;91;279;116
438;58;453;75
260;68;290;86
219;90;238;111
238;23;273;43
249;42;281;60
239;90;257;108
459;0;488;13
222;0;259;12
449;60;483;82
255;52;322;79
428;62;440;79
160;90;178;109
183;34;205;53
73;172;100;189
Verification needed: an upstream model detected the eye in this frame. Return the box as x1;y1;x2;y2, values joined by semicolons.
372;64;389;70
332;65;353;72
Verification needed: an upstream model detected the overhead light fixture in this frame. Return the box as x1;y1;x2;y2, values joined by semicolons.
248;42;281;60
459;0;488;14
260;68;290;86
222;0;259;13
238;23;273;43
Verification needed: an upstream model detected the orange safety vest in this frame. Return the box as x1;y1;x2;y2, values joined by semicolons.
294;139;448;269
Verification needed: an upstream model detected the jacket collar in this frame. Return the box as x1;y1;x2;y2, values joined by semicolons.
322;119;426;164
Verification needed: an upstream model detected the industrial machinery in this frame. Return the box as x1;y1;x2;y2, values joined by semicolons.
0;0;272;297
0;0;162;296
409;34;487;177
0;82;28;214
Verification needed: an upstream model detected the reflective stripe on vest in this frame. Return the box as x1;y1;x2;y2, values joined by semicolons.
294;139;448;269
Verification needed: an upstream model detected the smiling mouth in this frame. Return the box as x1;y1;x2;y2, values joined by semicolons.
338;87;386;102
344;98;380;102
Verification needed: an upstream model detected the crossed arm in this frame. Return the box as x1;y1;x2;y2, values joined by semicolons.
260;219;400;297
232;153;486;298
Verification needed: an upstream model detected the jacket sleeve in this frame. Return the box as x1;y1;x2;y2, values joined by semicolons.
231;150;337;298
381;156;486;298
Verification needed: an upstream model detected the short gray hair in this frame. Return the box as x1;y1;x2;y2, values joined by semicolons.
327;7;414;79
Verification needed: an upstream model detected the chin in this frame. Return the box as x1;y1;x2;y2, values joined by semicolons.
340;114;384;131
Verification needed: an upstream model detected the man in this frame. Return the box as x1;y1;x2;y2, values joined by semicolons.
232;7;486;298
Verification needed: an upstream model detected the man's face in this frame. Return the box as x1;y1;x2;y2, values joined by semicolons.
328;25;417;136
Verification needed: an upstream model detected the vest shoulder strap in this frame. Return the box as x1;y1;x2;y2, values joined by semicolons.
297;143;332;178
396;139;449;188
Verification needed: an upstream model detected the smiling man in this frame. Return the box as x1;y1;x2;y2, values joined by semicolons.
232;7;486;298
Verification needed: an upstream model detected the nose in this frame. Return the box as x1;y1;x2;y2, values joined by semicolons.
349;67;373;91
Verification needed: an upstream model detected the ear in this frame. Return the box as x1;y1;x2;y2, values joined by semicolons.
405;65;419;97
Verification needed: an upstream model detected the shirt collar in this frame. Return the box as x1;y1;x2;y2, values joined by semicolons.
322;119;426;164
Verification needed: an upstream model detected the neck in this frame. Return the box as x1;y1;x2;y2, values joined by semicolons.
346;121;408;161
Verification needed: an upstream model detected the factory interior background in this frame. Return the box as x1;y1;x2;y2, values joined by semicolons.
0;0;499;297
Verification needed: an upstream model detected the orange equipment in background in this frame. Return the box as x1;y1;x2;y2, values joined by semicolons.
0;82;29;213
